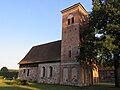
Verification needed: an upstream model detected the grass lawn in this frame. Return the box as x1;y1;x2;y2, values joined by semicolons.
0;79;119;90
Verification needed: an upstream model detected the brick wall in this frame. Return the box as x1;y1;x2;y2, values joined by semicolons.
60;3;92;86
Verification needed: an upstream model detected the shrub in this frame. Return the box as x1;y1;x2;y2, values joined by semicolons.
1;67;8;72
0;76;4;79
16;79;28;85
0;71;18;79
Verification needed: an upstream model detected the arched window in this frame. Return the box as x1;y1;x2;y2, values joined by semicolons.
49;66;53;77
23;69;25;73
67;14;74;25
71;68;77;83
69;50;71;58
42;67;45;77
63;68;68;83
68;19;70;25
27;69;30;76
72;17;74;23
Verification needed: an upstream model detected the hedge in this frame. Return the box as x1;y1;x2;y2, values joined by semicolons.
0;71;18;79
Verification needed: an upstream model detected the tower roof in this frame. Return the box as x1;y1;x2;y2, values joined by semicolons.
61;3;88;14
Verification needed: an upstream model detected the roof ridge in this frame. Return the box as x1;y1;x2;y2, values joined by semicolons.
33;40;61;47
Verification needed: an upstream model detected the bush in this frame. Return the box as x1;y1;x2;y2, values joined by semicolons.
16;79;28;85
0;71;18;79
0;76;4;79
1;67;8;72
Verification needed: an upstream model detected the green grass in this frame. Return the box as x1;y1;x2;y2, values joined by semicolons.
0;79;119;90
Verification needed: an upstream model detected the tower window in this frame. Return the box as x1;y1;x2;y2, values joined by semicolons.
72;17;74;24
68;19;70;25
69;50;71;58
67;14;74;25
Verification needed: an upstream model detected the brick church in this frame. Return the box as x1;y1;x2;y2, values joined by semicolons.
18;3;99;86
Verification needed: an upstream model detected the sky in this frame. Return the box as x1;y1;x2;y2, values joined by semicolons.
0;0;93;69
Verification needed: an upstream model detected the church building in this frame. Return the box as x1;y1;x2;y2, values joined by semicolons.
18;3;98;86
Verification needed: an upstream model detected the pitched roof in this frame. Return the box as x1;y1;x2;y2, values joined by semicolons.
19;40;61;64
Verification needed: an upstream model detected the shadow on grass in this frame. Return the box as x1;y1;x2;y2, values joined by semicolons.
4;81;15;85
0;86;30;90
2;81;40;90
85;83;120;90
1;80;120;90
27;83;120;90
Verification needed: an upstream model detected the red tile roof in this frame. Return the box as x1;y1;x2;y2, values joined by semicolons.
19;40;61;64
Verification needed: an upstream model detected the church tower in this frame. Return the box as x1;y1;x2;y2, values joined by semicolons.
61;3;88;63
60;3;89;86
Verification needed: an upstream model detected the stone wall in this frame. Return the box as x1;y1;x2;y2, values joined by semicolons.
38;62;60;84
18;67;38;82
60;63;80;86
60;63;93;86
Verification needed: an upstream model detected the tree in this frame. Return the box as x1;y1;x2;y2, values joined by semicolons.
91;0;120;87
1;67;8;72
78;0;120;87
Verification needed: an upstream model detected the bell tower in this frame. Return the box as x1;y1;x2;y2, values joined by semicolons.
60;3;89;85
61;3;88;63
